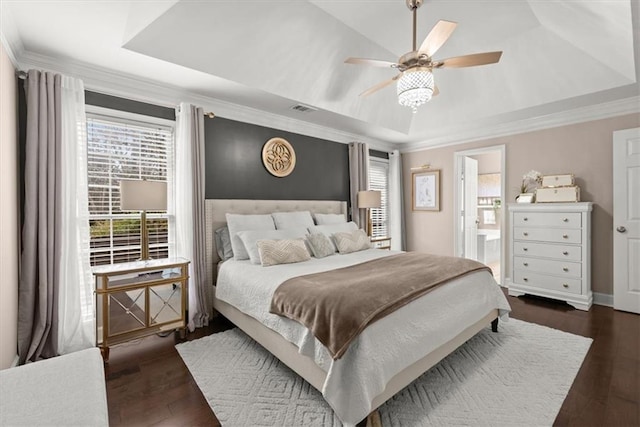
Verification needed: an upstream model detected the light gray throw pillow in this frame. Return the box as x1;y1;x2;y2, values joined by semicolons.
306;233;335;258
214;226;234;261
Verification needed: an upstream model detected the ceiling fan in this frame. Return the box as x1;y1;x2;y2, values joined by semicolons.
345;0;502;113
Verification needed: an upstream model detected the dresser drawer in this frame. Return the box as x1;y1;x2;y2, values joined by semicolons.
513;212;581;228
514;256;582;278
513;227;581;244
514;241;581;261
513;271;582;295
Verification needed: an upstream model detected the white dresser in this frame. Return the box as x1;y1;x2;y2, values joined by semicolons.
508;202;593;310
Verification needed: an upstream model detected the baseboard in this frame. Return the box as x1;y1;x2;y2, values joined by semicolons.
592;292;613;307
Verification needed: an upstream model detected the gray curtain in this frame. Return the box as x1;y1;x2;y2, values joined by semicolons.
349;142;370;228
18;70;62;364
189;106;209;328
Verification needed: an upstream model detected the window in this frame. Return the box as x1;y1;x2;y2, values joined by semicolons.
369;157;389;238
87;112;174;266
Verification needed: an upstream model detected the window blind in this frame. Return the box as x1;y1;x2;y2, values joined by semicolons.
369;158;389;238
87;114;174;266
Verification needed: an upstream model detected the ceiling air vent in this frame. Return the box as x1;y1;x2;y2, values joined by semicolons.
290;104;317;113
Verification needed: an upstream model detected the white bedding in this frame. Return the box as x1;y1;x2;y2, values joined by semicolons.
216;249;511;425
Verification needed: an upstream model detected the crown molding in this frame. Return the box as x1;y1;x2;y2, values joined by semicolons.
401;95;640;153
17;51;394;151
0;8;24;68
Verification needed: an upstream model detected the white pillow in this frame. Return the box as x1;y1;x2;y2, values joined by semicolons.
307;221;358;252
333;229;372;254
314;213;347;225
226;213;275;260
271;211;315;230
257;239;311;267
237;228;308;264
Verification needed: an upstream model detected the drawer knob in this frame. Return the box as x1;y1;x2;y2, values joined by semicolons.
523;247;528;251
562;251;569;255
563;218;569;222
523;262;529;267
562;234;569;239
523;232;529;236
563;267;569;272
563;283;569;288
523;217;528;221
523;277;528;282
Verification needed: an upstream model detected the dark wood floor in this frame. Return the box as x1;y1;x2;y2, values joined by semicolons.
104;290;639;426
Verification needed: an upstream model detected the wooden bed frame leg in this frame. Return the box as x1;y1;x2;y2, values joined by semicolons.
365;410;382;427
491;318;499;333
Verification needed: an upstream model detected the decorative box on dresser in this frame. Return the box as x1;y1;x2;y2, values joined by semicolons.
508;202;593;310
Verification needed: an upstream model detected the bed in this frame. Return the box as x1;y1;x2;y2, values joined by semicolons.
205;199;511;426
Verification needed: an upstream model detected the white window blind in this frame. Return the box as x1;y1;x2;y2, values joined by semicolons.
369;158;389;238
87;114;174;266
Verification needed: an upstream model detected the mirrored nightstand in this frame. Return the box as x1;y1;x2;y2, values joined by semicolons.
93;258;189;361
371;236;392;250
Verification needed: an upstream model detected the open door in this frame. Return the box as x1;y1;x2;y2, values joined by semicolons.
463;156;478;260
613;128;640;314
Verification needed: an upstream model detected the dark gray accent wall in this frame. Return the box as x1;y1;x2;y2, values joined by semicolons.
205;117;350;202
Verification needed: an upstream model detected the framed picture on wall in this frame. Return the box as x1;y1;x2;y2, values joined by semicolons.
412;169;440;211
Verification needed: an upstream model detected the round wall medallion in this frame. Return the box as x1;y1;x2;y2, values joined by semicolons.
262;137;296;177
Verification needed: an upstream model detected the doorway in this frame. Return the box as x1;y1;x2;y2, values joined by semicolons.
454;145;506;284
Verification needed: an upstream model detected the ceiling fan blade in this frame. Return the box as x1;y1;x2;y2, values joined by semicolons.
360;74;401;97
436;51;503;68
345;57;398;68
418;20;457;57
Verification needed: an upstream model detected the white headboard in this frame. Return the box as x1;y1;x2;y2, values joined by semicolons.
205;199;348;288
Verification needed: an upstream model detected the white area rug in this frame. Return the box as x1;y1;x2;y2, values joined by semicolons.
176;319;592;426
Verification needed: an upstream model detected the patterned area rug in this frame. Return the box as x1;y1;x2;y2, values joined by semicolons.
176;319;592;426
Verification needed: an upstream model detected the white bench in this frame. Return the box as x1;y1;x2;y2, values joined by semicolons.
0;348;109;426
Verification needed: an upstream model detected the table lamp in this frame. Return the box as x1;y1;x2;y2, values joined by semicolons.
119;179;167;261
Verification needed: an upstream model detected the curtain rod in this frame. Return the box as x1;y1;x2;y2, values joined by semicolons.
17;69;215;118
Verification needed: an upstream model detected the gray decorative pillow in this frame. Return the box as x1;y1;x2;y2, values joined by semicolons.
257;239;311;267
214;226;234;261
306;233;335;258
307;221;358;251
332;229;372;254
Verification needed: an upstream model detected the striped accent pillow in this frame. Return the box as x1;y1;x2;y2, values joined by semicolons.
332;229;372;254
257;239;311;267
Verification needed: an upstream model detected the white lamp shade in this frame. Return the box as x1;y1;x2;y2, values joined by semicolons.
357;190;381;209
120;179;167;211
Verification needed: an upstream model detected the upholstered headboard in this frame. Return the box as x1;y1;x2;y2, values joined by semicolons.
205;199;348;288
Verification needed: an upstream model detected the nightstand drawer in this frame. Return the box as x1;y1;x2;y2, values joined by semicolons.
514;256;582;278
514;227;581;244
514;271;582;295
514;241;581;261
513;212;581;228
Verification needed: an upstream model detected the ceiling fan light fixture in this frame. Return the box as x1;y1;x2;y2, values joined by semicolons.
397;68;434;113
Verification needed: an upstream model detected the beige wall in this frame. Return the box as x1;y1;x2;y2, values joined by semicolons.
0;41;19;369
403;113;640;295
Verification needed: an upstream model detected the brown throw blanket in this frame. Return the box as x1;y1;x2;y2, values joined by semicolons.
270;252;491;359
